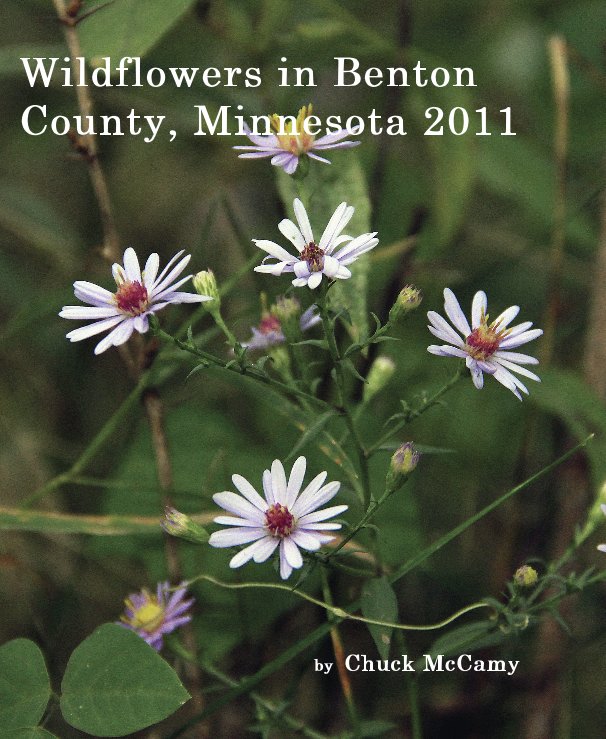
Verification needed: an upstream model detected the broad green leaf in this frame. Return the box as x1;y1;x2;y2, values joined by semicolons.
60;624;190;736
276;152;372;341
5;730;58;739
78;0;197;61
0;639;51;732
360;577;398;659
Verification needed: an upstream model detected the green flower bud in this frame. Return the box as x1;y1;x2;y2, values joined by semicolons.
386;442;420;491
271;296;302;343
389;285;422;323
162;507;209;544
513;565;538;588
193;270;220;312
363;356;396;404
268;346;291;377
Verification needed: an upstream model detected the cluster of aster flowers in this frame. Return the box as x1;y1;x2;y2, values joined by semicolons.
59;101;553;648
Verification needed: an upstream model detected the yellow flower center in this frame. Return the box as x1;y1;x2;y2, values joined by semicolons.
122;591;165;633
270;104;315;155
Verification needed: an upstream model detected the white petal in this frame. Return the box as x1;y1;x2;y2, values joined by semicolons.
493;305;520;329
278;219;306;251
251;536;280;563
322;254;340;278
153;250;185;287
285;456;306;509
332;232;377;262
499;329;543;349
301;522;342;531
93;318;134;354
133;314;149;333
209;527;266;548
492;357;541;382
293;199;314;243
298;504;348;525
307;272;323;289
443;289;471;336
282;536;303;569
493;350;539;364
279;548;293;580
271;460;287;504
468;361;484;389
427;311;466;346
253;239;298;263
492;365;526;399
471;291;487;329
294;481;341;518
503;321;533;339
66;315;124;342
152;254;191;296
291;471;329;516
214;515;264;527
212;491;265;524
292;277;309;288
73;281;114;307
143;253;160;288
307;152;331;164
427;344;468;359
294;261;311;278
281;155;299;175
319;203;353;252
232;474;267;511
60;306;120;320
290;530;322;551
263;469;275;505
123;248;142;282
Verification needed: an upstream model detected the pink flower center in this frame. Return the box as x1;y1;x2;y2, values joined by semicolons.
465;322;503;360
301;242;325;273
265;504;295;538
115;281;149;316
259;315;281;335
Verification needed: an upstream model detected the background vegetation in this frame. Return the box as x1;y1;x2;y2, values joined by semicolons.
1;0;606;736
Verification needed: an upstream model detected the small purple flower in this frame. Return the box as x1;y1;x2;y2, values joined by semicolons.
233;104;360;175
60;248;211;354
118;581;194;651
242;305;320;351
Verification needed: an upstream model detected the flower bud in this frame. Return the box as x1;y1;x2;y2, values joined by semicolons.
513;565;538;588
193;270;220;312
363;356;396;404
386;442;420;491
162;507;209;544
268;346;291;376
271;296;302;343
389;285;422;323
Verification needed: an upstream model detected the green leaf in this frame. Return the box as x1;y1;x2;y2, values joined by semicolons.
60;624;190;736
0;639;51;732
5;730;58;739
360;577;398;659
0;45;65;77
357;720;398;737
78;0;197;60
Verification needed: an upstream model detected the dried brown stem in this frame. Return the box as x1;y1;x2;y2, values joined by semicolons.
51;0;205;725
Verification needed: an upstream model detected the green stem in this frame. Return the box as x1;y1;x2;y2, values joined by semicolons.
157;327;332;411
367;366;463;456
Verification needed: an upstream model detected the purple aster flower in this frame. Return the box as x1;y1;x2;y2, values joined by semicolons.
427;288;543;400
118;581;194;651
209;456;348;580
254;198;378;289
242;305;320;351
233;104;360;175
59;248;211;354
